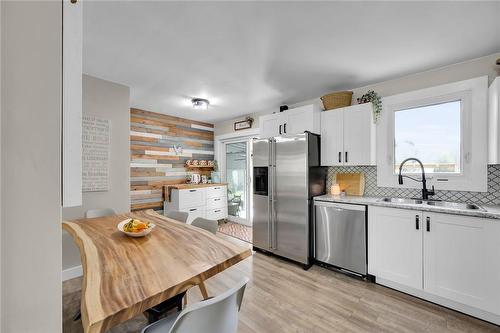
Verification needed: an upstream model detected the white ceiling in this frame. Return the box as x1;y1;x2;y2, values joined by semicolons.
83;1;500;123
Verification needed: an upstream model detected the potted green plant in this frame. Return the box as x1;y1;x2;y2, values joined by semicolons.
357;90;382;123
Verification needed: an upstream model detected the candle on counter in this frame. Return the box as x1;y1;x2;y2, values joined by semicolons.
330;184;341;195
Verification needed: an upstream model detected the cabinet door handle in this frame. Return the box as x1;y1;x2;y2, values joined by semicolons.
345;151;348;163
189;189;197;192
338;152;342;163
214;198;221;201
415;215;420;230
213;187;220;189
426;216;430;232
215;210;221;213
279;125;282;135
284;123;287;134
189;208;197;212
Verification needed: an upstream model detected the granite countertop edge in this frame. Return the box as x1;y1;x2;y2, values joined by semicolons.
313;194;500;220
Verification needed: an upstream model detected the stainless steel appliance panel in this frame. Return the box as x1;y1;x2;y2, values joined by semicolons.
252;138;271;250
252;138;270;167
314;201;367;275
253;194;270;250
274;134;309;263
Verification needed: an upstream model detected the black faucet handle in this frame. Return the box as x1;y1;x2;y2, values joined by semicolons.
428;185;436;195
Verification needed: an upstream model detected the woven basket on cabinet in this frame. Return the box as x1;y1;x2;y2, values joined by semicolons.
320;91;353;111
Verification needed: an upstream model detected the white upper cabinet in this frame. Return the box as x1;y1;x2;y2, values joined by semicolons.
320;109;343;166
368;206;423;290
62;0;83;207
260;113;281;138
320;103;375;166
259;104;320;138
488;76;500;164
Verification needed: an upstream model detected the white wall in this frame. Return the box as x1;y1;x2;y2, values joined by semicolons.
62;74;130;274
215;52;500;136
1;1;62;332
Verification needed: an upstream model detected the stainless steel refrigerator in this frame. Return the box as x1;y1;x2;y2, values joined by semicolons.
252;132;326;267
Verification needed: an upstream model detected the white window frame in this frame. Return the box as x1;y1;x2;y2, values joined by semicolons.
377;76;488;192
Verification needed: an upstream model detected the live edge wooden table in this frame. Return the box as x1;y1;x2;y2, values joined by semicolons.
63;209;252;333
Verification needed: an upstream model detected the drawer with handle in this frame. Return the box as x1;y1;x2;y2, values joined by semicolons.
206;196;227;209
207;207;228;221
206;186;227;199
180;206;206;224
177;188;206;209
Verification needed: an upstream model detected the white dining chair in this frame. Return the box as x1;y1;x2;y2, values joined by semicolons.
142;277;249;333
191;217;218;235
85;208;116;218
165;210;189;223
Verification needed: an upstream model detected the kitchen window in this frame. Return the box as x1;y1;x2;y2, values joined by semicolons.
394;100;462;174
377;76;488;192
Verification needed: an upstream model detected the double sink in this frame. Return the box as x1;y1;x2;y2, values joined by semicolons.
379;197;485;211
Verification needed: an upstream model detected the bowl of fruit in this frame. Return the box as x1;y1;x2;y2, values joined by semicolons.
118;218;155;237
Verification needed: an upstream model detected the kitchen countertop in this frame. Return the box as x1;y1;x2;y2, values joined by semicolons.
165;183;227;190
314;194;500;220
163;183;227;201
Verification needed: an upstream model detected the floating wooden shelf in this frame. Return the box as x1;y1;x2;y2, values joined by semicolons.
186;165;214;169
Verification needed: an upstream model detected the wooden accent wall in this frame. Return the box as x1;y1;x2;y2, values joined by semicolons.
130;108;214;211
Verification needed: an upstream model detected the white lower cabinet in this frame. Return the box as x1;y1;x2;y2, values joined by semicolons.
183;206;206;224
166;185;228;224
368;207;422;290
423;212;500;314
369;206;500;324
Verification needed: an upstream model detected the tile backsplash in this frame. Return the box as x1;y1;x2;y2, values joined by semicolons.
326;165;500;206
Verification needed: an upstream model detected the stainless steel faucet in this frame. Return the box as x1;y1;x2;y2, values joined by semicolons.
398;158;435;200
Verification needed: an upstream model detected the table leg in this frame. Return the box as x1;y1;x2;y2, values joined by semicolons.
198;281;209;300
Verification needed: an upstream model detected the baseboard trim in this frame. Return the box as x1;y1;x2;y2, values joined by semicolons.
62;265;83;282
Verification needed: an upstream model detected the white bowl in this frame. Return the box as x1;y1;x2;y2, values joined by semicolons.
117;219;155;238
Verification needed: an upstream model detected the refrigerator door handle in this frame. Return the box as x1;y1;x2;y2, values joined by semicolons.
271;139;277;250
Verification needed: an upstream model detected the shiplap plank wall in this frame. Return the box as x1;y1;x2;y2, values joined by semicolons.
130;108;214;211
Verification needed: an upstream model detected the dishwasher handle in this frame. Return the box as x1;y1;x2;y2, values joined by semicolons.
314;201;366;212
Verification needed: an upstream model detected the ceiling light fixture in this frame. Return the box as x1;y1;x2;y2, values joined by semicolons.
191;98;210;110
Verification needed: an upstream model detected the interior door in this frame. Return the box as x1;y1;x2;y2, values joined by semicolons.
423;212;489;311
274;134;309;264
343;103;373;165
320;109;344;166
368;206;423;290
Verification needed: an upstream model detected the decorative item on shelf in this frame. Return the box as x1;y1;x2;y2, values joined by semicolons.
191;159;199;166
173;144;183;155
321;91;353;111
234;116;254;131
201;175;208;184
199;160;208;166
280;105;289;112
330;184;341;195
190;173;201;184
208;160;215;167
210;160;220;182
185;160;192;167
357;90;382;124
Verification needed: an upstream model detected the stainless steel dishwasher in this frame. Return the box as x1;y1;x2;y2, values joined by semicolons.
314;200;367;276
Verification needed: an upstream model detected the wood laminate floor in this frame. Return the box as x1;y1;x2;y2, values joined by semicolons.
63;248;500;332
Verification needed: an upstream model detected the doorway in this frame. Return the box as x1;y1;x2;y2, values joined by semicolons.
225;140;250;224
216;134;255;244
